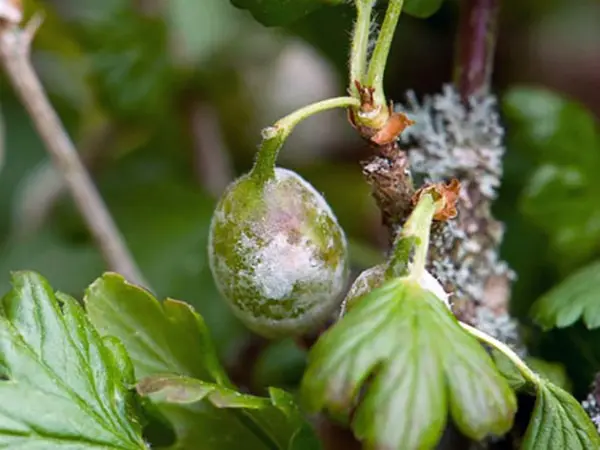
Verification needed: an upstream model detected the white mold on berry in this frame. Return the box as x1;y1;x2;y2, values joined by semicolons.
208;167;349;339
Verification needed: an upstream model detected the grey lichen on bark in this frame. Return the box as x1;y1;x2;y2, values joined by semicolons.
396;85;526;357
355;86;523;449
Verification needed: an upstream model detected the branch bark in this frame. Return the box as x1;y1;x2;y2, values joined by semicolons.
0;16;146;287
453;0;500;100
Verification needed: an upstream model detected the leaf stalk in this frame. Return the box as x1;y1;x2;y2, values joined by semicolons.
365;0;404;107
349;0;375;97
461;322;540;385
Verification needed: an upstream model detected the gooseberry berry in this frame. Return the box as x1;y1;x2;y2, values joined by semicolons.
208;167;349;339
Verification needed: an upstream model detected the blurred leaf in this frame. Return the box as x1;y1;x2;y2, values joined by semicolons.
107;180;246;352
300;163;379;241
289;5;354;76
491;349;527;391
0;230;103;296
84;273;279;450
66;0;172;121
231;0;344;26
23;0;95;121
138;374;263;405
505;86;600;266
531;260;600;330
526;358;572;392
254;339;307;390
537;324;600;399
403;0;445;18
167;0;241;69
348;238;385;269
137;375;321;450
33;51;94;118
25;0;83;56
492;350;572;393
520;163;600;265
0;96;48;238
301;278;516;449
0;271;146;448
522;381;600;449
53;154;247;354
503;86;600;169
0;103;4;173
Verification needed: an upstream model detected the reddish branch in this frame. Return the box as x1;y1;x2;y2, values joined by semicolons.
453;0;500;100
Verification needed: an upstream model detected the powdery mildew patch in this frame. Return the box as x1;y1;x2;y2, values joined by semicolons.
208;167;349;337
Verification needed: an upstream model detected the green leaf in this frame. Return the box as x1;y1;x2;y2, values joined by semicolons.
230;0;343;27
522;380;600;449
301;278;516;449
56;171;246;354
526;358;572;392
520;164;600;265
503;86;600;169
0;230;104;296
0;271;147;448
69;0;173;121
166;0;242;68
254;339;307;390
137;375;321;450
0;102;5;174
491;349;527;391
403;0;445;18
85;272;229;386
531;260;600;330
492;350;572;392
504;86;600;265
137;374;268;407
84;273;297;450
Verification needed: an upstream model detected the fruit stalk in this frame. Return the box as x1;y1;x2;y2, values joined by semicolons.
252;96;359;184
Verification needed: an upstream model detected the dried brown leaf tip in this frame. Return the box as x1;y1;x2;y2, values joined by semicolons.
371;107;415;145
412;179;461;221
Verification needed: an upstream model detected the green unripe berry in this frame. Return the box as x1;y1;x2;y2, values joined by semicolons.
208;167;349;339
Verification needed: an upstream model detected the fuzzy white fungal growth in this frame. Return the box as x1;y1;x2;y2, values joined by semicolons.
208;167;349;338
252;234;320;300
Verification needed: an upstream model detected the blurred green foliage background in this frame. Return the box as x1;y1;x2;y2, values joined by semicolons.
1;0;600;398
